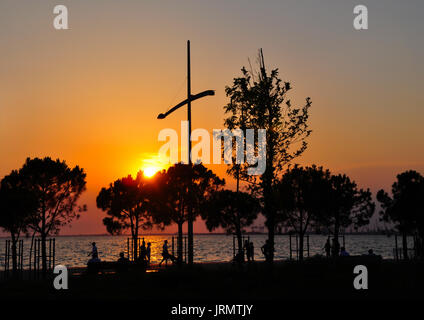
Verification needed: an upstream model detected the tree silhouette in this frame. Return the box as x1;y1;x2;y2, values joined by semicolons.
274;165;330;261
97;171;158;260
151;163;225;263
19;157;86;275
201;190;260;258
318;173;374;257
0;170;38;275
225;49;312;263
377;170;424;260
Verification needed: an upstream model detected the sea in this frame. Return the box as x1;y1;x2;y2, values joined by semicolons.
0;234;413;269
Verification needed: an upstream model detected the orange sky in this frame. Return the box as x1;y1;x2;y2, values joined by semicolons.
1;0;423;235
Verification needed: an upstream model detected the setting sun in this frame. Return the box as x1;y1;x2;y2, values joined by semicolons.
139;154;168;178
143;166;161;178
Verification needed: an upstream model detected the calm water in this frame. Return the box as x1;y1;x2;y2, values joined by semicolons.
0;234;412;269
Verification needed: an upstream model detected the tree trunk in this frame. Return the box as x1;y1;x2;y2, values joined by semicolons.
11;233;18;275
133;219;139;260
235;168;243;261
235;225;243;261
299;232;304;261
266;212;275;264
333;215;340;258
402;232;409;260
41;231;47;276
177;222;183;264
41;208;47;277
132;235;138;261
187;207;194;264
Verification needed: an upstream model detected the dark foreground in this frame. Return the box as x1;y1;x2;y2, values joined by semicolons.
1;257;423;302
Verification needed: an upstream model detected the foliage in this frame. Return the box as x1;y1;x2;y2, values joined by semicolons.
0;170;38;272
202;189;260;234
97;171;158;237
224;49;312;261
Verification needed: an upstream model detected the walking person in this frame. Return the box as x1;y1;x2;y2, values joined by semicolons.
332;237;340;257
243;240;250;262
146;242;151;264
261;240;272;262
324;237;331;258
249;242;255;262
139;240;147;261
159;240;176;266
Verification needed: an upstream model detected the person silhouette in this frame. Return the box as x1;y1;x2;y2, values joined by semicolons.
146;242;151;264
340;246;349;257
324;237;331;257
261;240;272;262
249;242;255;262
332;238;340;257
244;240;250;262
118;252;127;262
117;252;129;273
87;242;100;272
88;242;99;260
159;240;176;266
139;240;147;261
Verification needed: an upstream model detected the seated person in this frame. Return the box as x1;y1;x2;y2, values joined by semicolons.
368;249;376;256
117;252;129;273
87;242;101;265
118;252;129;263
339;247;350;257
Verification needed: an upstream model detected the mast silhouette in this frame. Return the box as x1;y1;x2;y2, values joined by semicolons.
157;40;215;264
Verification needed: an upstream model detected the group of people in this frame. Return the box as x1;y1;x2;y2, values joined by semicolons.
138;240;152;263
324;237;350;257
89;237;378;267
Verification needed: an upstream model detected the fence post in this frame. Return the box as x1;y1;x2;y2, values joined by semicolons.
307;235;310;257
53;238;55;269
184;236;187;263
296;235;299;260
395;235;399;260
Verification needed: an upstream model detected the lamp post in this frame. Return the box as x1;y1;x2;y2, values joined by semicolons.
157;40;214;264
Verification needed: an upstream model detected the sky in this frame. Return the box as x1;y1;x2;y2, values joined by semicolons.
1;0;423;235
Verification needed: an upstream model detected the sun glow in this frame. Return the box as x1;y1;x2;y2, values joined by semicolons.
143;166;161;178
139;153;168;178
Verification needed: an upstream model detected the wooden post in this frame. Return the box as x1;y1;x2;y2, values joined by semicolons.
37;239;40;275
172;236;175;256
296;235;299;260
184;236;187;263
395;234;399;260
307;235;310;257
5;240;9;273
53;238;55;269
33;240;37;276
127;238;130;260
48;239;51;270
19;240;23;271
289;235;292;260
29;239;32;273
